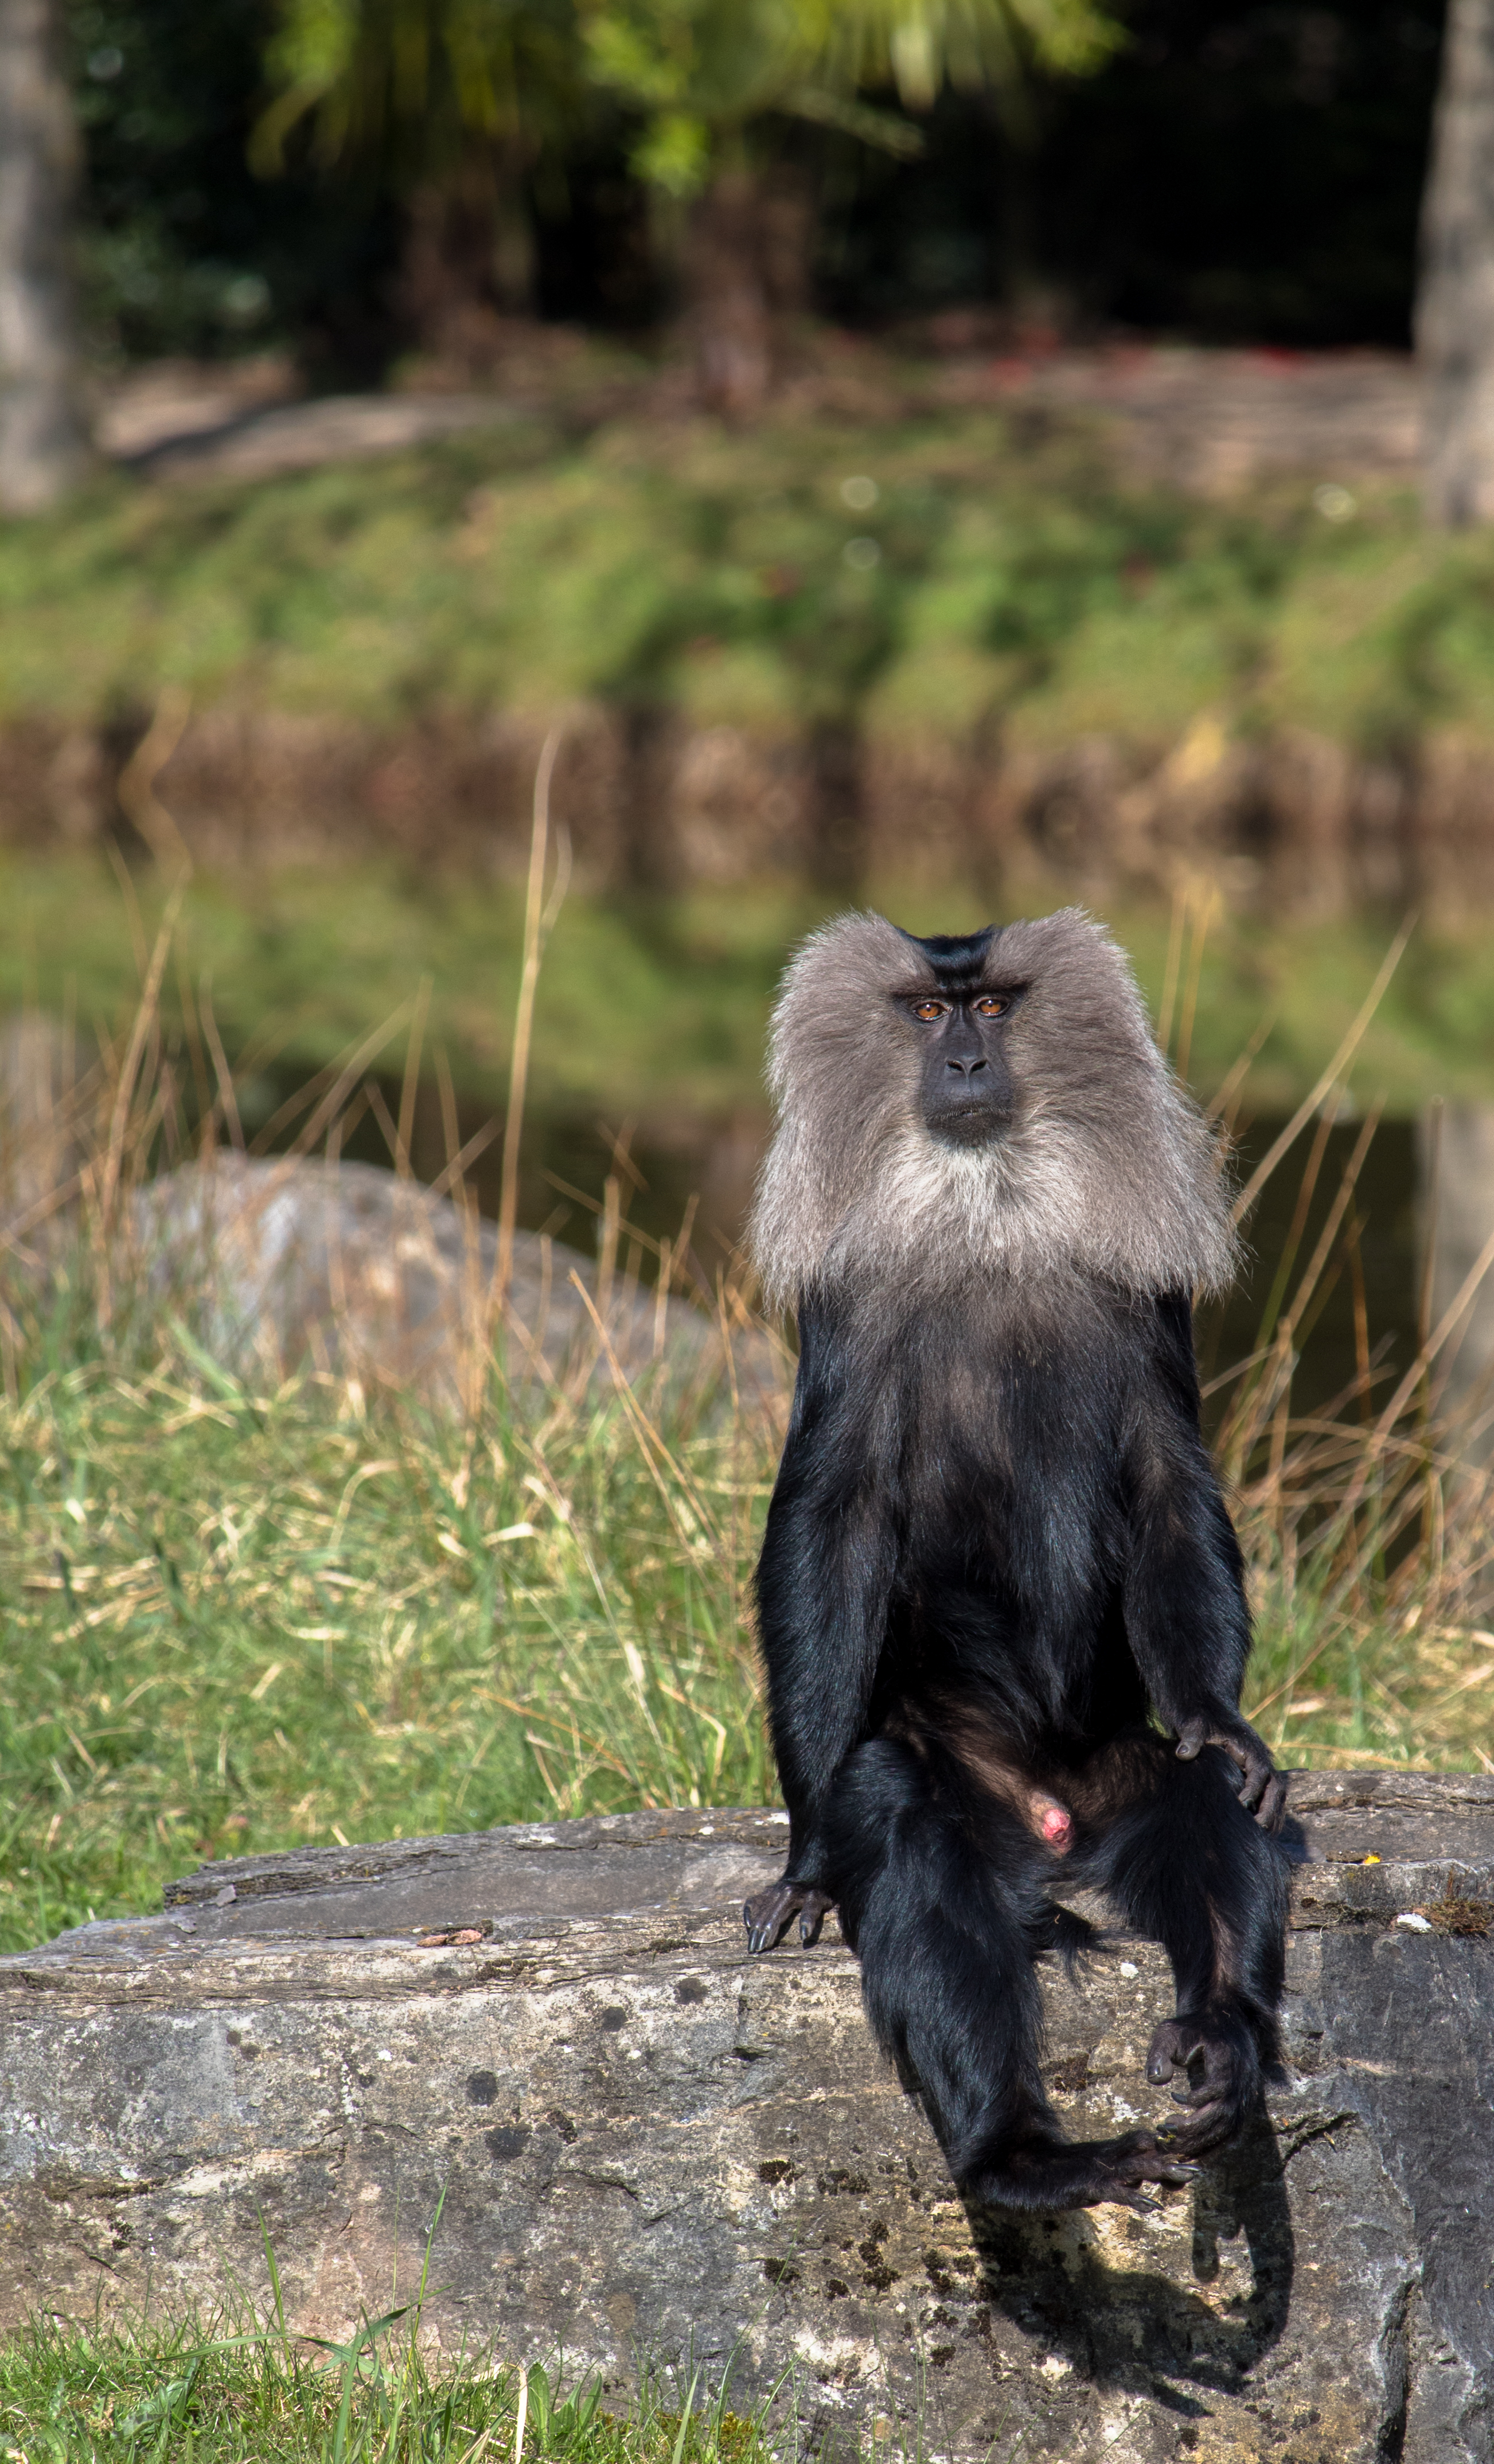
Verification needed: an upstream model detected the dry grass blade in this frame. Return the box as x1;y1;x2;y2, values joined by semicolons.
492;725;568;1337
115;683;194;880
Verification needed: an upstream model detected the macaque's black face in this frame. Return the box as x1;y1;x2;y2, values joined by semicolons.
904;987;1022;1145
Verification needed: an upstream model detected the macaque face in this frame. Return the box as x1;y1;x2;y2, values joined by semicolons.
903;988;1024;1148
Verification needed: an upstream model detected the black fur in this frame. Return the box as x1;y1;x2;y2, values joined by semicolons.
748;1259;1290;2214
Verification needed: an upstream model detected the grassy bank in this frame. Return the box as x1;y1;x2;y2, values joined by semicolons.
0;882;1488;1968
5;402;1494;759
6;853;1494;1121
0;1325;775;1953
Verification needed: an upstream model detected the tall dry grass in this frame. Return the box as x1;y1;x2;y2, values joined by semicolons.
1167;882;1493;1768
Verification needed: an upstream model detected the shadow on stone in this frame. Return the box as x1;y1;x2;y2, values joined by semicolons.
967;2104;1293;2413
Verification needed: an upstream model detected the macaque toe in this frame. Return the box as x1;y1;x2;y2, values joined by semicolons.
1145;2013;1255;2154
744;1880;833;1955
967;2127;1200;2213
1146;2017;1203;2086
1097;2131;1204;2201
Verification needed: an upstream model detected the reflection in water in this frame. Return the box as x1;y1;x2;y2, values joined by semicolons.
246;1065;1494;1459
1199;1117;1421;1430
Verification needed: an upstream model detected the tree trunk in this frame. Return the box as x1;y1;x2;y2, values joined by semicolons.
0;0;88;513
393;145;536;380
685;166;812;418
617;699;679;891
1418;0;1494;525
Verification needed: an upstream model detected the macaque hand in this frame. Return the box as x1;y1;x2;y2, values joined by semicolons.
744;1878;834;1955
1174;1713;1287;1833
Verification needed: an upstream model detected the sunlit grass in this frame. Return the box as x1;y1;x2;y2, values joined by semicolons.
0;405;1487;755
0;903;1489;1962
5;401;1494;1130
0;896;1489;2447
0;2305;776;2464
0;1342;776;1954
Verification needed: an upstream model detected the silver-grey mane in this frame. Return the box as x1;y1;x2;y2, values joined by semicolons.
749;907;1238;1312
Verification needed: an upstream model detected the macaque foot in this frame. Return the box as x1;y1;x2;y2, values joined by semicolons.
1145;2011;1257;2155
965;2128;1201;2215
744;1879;834;1954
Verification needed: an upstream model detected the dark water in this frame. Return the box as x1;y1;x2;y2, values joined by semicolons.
1202;1116;1423;1430
237;1060;1430;1430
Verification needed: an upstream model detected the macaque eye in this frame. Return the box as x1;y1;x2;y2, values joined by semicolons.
974;996;1010;1018
911;1000;949;1022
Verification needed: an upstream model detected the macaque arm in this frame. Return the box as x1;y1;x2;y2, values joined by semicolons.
753;1294;899;1893
1121;1295;1285;1830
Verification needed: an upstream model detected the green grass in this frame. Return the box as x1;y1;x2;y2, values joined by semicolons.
10;387;1494;2455
0;1327;774;1954
6;853;1494;1122
8;395;1494;1122
0;1253;1487;1963
0;952;1489;2443
0;880;1485;1966
0;2309;774;2462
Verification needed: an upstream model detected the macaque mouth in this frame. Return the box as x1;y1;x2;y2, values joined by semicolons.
926;1098;1012;1147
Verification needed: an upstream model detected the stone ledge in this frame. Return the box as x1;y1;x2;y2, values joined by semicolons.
0;1777;1489;2463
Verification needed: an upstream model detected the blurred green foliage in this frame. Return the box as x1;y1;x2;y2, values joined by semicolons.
4;403;1494;755
63;1;1445;369
67;0;400;370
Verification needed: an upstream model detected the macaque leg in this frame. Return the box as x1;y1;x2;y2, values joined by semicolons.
1082;1734;1290;2157
825;1737;1199;2213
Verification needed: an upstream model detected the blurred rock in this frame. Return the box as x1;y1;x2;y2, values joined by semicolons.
95;353;303;461
0;1013;77;1250
131;1153;781;1414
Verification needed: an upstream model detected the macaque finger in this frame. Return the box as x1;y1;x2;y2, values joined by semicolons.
1145;2143;1205;2184
1234;1752;1269;1808
1255;1770;1289;1833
